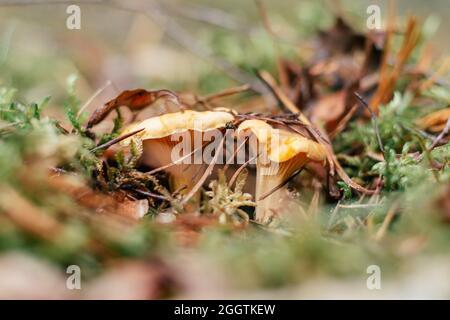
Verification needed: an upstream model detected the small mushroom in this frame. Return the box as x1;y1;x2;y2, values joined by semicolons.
237;119;326;224
121;110;235;210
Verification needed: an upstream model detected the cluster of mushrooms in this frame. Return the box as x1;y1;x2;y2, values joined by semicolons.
116;107;327;225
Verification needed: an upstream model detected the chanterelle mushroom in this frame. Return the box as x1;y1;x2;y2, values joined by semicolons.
121;110;235;210
237;119;326;224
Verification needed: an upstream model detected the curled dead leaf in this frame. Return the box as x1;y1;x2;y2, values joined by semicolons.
87;89;180;128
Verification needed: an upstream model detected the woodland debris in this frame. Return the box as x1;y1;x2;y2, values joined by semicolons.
86;89;181;129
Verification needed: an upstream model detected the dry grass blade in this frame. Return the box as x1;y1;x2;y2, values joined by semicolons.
258;168;303;201
197;84;250;105
132;189;169;202
147;140;212;175
258;70;302;115
223;135;249;172
228;153;258;188
329;104;358;139
91;128;144;152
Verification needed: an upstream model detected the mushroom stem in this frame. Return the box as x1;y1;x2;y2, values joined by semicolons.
142;133;206;211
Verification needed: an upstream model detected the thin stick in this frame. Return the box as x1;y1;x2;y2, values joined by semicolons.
257;70;302;115
166;2;243;32
181;135;226;205
339;203;381;209
329;104;358;139
223;135;248;172
354;92;385;154
147;140;211;175
133;189;169;201
228;153;258;188
307;181;321;216
199;84;251;103
90;128;144;152
258;168;304;201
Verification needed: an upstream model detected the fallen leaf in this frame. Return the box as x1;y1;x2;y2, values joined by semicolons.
87;89;180;128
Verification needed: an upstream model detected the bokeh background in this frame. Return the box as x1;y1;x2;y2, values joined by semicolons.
0;0;448;109
0;0;449;299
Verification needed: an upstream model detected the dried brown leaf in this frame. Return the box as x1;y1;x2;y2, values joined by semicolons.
87;89;180;128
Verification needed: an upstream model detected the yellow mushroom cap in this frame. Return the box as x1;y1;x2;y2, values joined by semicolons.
237;119;326;163
121;110;234;141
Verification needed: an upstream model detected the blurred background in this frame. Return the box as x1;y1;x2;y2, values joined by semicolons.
0;0;448;109
0;0;449;299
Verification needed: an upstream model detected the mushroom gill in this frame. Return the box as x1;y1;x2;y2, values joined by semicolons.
237;119;326;224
